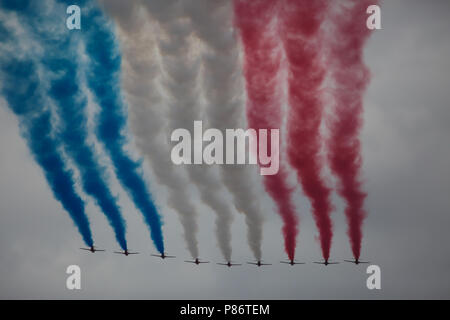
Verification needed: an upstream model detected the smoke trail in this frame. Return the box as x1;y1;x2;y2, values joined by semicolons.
81;0;164;253
35;0;128;250
0;6;93;246
99;0;200;259
279;0;334;260
141;0;235;261
184;0;265;261
234;0;299;261
325;0;376;260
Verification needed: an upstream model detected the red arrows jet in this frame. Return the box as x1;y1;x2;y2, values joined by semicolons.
80;246;105;253
151;253;176;259
280;260;305;266
217;261;242;268
247;260;272;267
185;258;210;265
344;258;370;265
114;249;139;256
314;259;339;266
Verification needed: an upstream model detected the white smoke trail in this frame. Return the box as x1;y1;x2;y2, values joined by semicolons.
184;0;265;261
99;0;199;258
141;0;235;261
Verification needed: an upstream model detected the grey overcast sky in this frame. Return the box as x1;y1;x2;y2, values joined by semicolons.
0;0;450;299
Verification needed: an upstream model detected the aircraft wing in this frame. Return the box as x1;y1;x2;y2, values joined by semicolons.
247;262;258;265
128;252;140;255
114;251;124;254
199;261;210;264
217;263;228;266
80;248;91;251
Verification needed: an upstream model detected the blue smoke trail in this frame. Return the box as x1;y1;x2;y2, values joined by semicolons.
47;59;128;251
77;0;165;253
33;1;128;250
0;9;93;246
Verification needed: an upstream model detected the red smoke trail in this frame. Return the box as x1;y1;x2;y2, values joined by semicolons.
326;0;377;260
234;0;299;260
279;0;334;261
